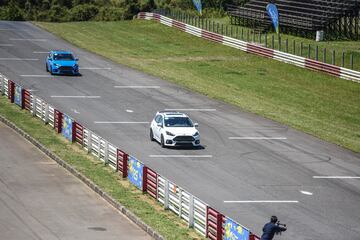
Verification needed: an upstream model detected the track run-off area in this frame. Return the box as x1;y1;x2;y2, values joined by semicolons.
0;21;360;239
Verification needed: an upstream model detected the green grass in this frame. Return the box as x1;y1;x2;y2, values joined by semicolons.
0;96;204;240
35;20;360;153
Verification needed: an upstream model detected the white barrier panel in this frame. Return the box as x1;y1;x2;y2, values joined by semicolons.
108;143;117;169
194;197;207;236
91;132;101;158
3;77;9;97
0;74;4;94
83;128;90;152
157;175;166;205
48;105;55;127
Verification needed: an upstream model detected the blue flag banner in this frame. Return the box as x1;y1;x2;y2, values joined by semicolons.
14;85;22;107
62;114;73;142
192;0;202;15
128;156;144;190
266;3;279;34
224;217;250;240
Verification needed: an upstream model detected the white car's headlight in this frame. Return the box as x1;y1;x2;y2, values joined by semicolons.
166;131;175;136
193;131;199;137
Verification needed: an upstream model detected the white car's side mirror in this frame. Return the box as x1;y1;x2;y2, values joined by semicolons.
194;123;199;128
157;123;162;127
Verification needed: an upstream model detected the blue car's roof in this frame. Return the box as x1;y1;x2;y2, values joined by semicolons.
50;50;73;55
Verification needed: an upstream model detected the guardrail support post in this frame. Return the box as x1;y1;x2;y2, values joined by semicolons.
188;195;194;228
104;141;109;165
323;48;327;63
332;50;335;65
87;131;92;153
97;138;101;159
32;95;37;116
44;103;49;124
1;76;4;95
315;46;319;61
164;179;169;210
178;189;182;217
342;51;345;67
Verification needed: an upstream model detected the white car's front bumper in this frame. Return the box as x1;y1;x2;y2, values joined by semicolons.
163;134;200;147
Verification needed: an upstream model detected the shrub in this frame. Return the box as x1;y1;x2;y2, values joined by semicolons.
69;3;98;21
95;6;125;21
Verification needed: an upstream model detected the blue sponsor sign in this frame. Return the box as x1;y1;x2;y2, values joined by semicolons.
192;0;202;15
14;85;22;107
224;217;250;240
62;114;73;142
128;156;144;190
266;3;279;34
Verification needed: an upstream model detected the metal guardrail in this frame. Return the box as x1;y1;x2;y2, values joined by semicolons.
138;12;360;83
0;74;257;240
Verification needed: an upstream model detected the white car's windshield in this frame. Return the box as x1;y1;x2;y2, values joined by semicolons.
54;54;74;61
164;117;193;127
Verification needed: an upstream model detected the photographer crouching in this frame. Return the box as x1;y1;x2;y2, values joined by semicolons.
260;216;287;240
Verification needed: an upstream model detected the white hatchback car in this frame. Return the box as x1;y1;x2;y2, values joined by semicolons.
150;111;200;148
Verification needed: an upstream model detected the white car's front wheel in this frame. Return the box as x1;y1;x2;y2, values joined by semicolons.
150;129;155;141
160;135;165;148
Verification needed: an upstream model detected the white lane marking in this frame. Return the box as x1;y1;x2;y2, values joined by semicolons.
149;155;212;158
126;109;134;113
27;89;37;92
164;108;216;112
51;95;101;98
80;67;111;70
300;190;313;196
224;200;299;203
313;176;360;179
229;137;287;140
9;38;47;41
33;51;49;54
0;44;14;46
0;58;38;61
94;121;149;124
114;86;160;89
20;75;53;77
71;109;80;114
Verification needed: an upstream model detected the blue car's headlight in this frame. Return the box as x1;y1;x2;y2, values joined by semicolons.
53;63;59;67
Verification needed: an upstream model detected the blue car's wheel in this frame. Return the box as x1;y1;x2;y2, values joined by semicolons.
46;63;49;72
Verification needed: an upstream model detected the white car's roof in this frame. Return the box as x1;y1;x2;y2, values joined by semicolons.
157;111;189;118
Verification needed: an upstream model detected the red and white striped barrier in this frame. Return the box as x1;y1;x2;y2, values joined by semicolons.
138;12;360;83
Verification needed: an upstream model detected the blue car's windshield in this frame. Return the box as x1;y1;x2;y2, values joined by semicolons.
164;117;193;127
53;53;74;61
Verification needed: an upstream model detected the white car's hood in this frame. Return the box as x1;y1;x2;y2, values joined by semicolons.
165;127;198;136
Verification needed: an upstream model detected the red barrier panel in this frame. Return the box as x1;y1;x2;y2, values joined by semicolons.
143;167;158;198
54;109;63;133
206;207;224;240
8;80;15;103
117;149;128;178
73;122;84;145
201;30;224;43
250;233;261;240
247;44;274;58
172;20;186;31
23;89;32;110
305;59;341;77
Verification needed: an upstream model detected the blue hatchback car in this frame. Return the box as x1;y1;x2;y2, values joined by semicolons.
46;50;79;75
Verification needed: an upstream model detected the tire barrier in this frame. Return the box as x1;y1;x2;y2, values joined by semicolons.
74;122;84;146
138;12;360;84
207;207;224;240
8;80;15;103
117;149;128;178
0;74;259;240
144;167;158;199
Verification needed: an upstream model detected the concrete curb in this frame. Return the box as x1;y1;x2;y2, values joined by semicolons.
0;113;164;240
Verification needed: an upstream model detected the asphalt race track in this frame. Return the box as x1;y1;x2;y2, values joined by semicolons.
0;121;151;240
0;21;360;239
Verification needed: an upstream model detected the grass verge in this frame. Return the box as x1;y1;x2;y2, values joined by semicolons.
0;96;204;240
35;20;360;152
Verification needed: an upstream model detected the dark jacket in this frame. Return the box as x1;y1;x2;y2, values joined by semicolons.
260;222;287;240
